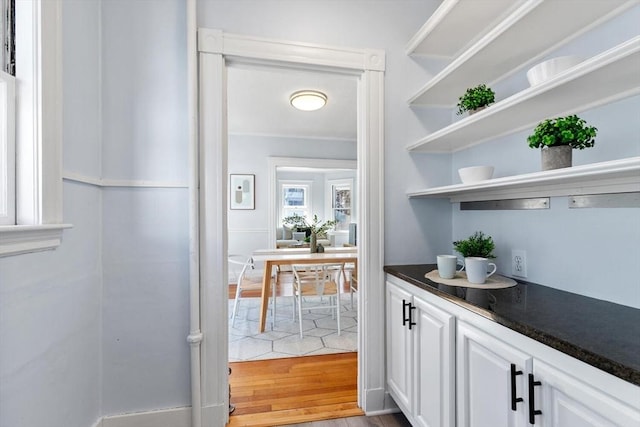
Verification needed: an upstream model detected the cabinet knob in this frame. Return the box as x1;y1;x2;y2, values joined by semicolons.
528;373;542;424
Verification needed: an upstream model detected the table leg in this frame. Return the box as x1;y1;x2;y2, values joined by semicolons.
258;261;273;333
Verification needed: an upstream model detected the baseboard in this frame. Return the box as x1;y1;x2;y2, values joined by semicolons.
101;406;191;427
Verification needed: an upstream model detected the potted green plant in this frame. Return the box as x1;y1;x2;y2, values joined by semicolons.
456;84;495;115
527;114;597;170
453;231;496;259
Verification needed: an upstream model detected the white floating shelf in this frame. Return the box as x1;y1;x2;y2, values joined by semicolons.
408;0;634;106
407;158;640;203
405;0;523;57
406;37;640;153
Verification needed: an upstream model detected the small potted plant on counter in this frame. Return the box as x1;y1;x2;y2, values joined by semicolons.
456;84;495;115
527;114;597;170
454;231;497;284
453;231;496;259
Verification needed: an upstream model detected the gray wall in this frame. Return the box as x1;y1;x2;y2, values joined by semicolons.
99;0;191;415
0;2;102;427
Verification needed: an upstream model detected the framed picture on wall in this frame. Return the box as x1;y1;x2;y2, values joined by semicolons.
230;174;255;210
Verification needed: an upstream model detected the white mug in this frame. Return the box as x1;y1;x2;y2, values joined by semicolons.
464;257;497;284
437;255;464;279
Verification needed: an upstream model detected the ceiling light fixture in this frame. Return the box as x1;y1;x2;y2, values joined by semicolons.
289;90;327;111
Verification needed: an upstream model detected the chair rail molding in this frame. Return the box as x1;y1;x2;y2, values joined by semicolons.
196;29;385;426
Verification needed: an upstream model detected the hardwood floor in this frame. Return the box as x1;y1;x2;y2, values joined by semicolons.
228;353;365;426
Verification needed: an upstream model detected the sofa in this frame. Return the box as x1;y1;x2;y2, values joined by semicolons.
276;227;330;248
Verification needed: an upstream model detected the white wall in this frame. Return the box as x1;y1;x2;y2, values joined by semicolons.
0;2;103;427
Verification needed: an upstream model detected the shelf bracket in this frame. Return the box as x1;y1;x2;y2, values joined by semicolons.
569;192;640;209
460;198;549;211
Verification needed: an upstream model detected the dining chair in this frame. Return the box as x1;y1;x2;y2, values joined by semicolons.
228;254;277;328
291;263;343;339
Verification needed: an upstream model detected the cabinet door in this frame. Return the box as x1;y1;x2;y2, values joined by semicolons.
386;281;414;413
412;295;455;427
533;359;640;427
457;321;532;427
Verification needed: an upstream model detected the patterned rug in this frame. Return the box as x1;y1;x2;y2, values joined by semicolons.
228;294;358;362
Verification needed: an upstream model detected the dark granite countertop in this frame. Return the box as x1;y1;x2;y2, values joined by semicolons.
385;264;640;386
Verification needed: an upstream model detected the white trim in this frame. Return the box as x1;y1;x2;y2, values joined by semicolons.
198;49;229;427
0;223;72;257
15;0;63;224
357;69;386;411
197;31;385;426
198;29;385;72
0;70;15;225
62;171;189;189
101;406;191;427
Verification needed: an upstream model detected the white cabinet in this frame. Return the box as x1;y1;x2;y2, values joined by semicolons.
386;281;413;411
385;275;640;427
386;280;455;427
533;360;640;427
457;320;532;427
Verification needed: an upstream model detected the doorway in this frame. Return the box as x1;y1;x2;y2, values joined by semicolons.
196;29;385;424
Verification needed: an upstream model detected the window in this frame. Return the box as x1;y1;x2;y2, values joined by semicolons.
280;181;312;223
0;0;14;225
0;0;67;257
328;179;352;231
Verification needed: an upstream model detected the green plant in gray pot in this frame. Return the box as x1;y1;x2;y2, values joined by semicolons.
456;84;495;115
527;114;597;170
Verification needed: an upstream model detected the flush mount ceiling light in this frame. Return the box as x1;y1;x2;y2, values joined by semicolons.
289;90;327;111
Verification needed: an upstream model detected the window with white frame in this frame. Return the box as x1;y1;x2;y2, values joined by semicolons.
328;179;352;231
280;181;312;224
0;0;15;225
0;0;66;257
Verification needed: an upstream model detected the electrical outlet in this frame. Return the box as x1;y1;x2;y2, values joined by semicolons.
511;249;527;278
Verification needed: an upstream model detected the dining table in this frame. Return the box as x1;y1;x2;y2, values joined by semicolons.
251;247;358;333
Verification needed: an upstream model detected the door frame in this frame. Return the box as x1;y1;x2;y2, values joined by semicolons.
195;29;386;425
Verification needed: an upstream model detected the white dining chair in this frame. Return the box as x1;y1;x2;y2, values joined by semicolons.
291;263;343;339
228;254;277;328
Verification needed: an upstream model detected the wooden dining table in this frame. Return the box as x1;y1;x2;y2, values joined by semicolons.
251;247;358;333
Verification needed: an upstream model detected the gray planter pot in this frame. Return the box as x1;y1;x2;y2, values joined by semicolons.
541;145;572;170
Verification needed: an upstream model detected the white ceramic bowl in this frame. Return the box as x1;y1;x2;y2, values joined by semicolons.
526;56;583;86
458;166;494;184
